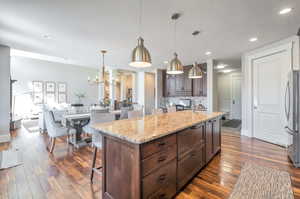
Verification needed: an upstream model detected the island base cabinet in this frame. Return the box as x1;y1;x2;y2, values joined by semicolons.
142;159;177;199
177;145;205;191
102;136;141;199
101;117;222;199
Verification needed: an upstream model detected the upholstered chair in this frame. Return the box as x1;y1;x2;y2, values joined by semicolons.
44;111;75;153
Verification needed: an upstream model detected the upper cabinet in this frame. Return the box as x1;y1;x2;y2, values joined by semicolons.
163;64;207;97
192;63;207;97
162;70;176;97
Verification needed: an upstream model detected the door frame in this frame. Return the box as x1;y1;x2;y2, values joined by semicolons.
242;38;297;140
230;74;242;120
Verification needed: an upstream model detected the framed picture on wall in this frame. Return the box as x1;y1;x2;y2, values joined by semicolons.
45;81;56;93
33;93;43;104
32;81;43;93
58;82;67;93
58;93;67;104
45;93;56;104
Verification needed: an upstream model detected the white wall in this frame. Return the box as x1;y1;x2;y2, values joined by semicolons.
0;45;11;143
217;71;242;115
11;56;99;106
207;59;218;112
241;36;300;138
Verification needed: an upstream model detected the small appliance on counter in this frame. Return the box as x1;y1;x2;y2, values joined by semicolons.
178;98;192;109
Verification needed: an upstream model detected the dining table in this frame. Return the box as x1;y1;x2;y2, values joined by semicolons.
62;110;122;148
62;113;91;148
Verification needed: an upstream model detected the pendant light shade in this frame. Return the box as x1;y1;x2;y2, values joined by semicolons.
130;37;152;67
189;62;203;79
130;0;152;68
167;13;183;75
167;53;184;74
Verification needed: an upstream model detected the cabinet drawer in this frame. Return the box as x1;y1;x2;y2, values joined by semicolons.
177;145;205;191
142;144;177;177
146;184;177;199
141;134;177;159
178;124;205;159
142;160;176;199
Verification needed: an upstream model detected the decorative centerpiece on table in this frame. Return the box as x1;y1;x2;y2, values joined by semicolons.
74;93;85;104
100;97;110;108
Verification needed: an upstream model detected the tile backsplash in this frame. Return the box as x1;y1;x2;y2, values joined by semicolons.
160;96;207;108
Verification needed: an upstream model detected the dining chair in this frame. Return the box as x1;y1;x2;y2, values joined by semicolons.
44;111;75;153
167;106;177;113
128;109;144;119
119;107;132;120
152;108;163;115
83;112;115;182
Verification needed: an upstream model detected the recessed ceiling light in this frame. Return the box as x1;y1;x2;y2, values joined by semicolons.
163;61;169;64
222;69;232;73
216;64;228;69
205;51;211;55
279;8;292;15
249;37;258;42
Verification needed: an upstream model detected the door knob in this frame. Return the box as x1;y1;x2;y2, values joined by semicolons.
253;106;258;109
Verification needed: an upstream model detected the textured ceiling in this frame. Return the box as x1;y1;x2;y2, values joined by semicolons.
0;0;299;71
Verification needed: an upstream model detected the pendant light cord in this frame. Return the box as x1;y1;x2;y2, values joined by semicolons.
174;18;177;53
139;0;143;36
102;52;105;81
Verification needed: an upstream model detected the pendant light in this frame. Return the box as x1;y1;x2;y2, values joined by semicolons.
167;13;183;75
188;30;203;79
88;50;108;84
129;0;152;67
189;62;203;79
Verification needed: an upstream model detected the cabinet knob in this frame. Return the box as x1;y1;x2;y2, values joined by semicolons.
158;156;167;162
157;174;167;183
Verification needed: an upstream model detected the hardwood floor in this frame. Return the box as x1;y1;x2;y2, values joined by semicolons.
1;126;300;199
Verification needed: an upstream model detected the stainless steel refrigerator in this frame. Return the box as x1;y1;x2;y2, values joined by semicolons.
285;70;300;167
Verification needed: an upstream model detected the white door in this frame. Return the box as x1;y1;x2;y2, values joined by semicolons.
253;51;290;146
231;76;242;119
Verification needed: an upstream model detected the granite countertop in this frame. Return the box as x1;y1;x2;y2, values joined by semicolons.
91;110;224;144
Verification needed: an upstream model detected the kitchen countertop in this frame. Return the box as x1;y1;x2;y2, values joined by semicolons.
91;110;224;144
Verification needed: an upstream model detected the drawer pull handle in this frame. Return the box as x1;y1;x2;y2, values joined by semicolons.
191;153;196;157
157;174;167;182
159;193;166;199
158;156;167;162
158;142;166;147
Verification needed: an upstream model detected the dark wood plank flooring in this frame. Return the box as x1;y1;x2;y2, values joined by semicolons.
0;126;299;199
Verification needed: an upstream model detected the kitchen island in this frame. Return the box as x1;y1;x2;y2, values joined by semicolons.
92;110;224;199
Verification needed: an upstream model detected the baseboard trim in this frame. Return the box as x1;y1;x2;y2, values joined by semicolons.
0;133;11;143
241;128;251;138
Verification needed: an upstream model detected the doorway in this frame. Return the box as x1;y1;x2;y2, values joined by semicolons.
252;50;290;146
231;75;242;119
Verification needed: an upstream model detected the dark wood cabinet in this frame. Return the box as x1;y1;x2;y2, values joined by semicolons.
212;119;221;155
162;64;206;97
102;117;222;199
177;124;205;191
192;64;207;97
205;121;214;164
177;145;205;191
205;118;221;164
178;124;204;159
142;159;177;199
162;70;176;97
